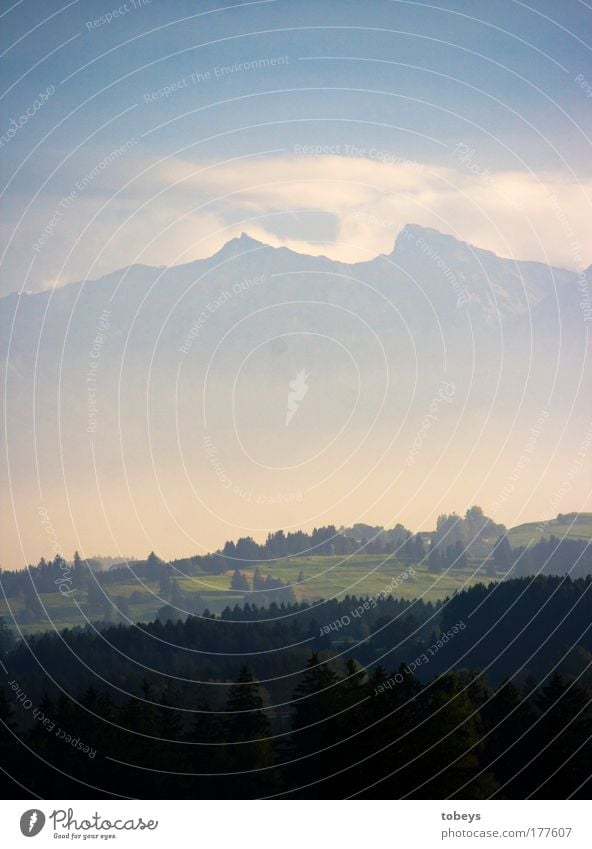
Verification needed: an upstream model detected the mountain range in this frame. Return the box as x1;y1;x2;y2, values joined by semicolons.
1;224;590;566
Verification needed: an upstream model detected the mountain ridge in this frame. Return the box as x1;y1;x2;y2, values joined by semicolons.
1;219;589;565
1;223;582;303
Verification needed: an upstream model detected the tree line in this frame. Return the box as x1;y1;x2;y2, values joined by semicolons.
1;575;591;799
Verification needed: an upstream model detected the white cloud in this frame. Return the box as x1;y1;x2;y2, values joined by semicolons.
142;151;592;268
3;151;591;295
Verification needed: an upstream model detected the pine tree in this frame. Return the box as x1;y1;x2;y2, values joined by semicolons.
454;539;468;569
0;687;21;797
414;534;426;561
0;616;15;654
481;678;537;796
528;673;592;798
146;551;163;568
230;569;250;591
225;666;271;742
408;672;498;798
428;543;442;573
291;653;341;757
493;535;513;570
185;703;231;798
224;667;277;795
159;567;172;597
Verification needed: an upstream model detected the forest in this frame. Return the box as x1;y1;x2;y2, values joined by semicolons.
1;574;591;799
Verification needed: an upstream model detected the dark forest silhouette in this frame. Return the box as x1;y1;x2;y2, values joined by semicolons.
1;574;592;799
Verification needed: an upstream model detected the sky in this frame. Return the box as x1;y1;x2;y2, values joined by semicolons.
1;0;592;296
1;0;592;566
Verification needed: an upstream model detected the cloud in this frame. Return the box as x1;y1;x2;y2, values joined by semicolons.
2;150;591;296
132;150;592;268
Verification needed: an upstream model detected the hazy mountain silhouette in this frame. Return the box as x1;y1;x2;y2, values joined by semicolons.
1;225;589;564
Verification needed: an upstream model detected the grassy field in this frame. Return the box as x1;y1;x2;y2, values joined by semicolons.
0;581;164;634
1;555;501;633
250;554;493;603
6;513;591;635
178;554;496;606
507;514;592;548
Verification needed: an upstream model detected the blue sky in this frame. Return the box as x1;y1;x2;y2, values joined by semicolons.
1;0;591;294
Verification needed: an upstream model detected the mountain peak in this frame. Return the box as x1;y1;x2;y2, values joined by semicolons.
391;223;466;255
392;223;521;268
214;232;268;257
238;232;264;245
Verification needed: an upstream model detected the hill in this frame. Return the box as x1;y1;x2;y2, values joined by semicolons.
3;507;592;634
507;513;592;547
0;553;497;635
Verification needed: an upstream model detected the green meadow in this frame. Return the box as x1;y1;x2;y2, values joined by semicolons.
506;514;592;548
1;555;499;633
6;511;590;634
248;554;493;603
